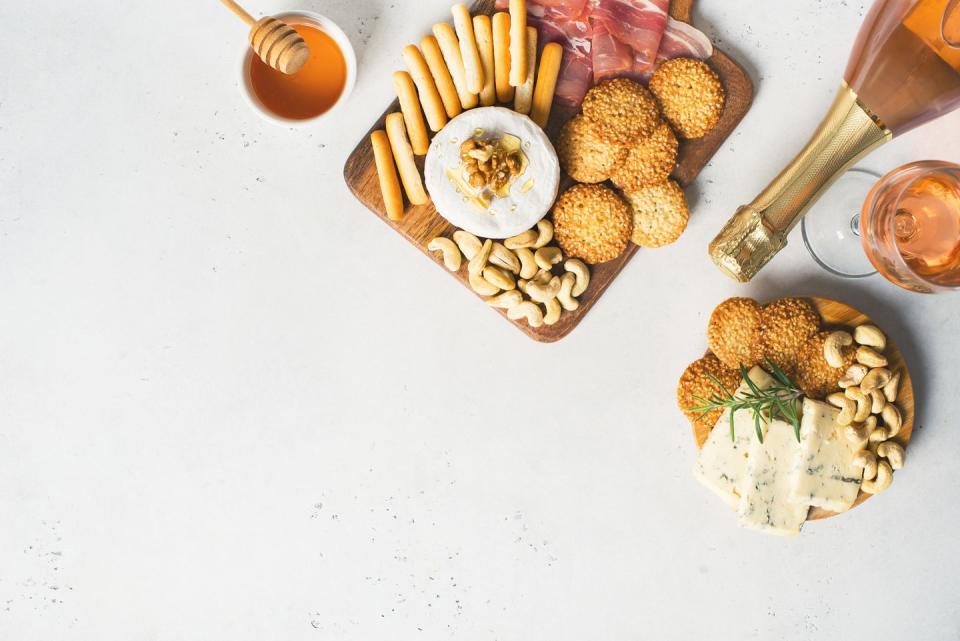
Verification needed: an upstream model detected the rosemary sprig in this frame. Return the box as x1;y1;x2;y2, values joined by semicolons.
689;358;804;443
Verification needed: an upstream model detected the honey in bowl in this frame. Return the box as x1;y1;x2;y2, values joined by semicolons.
249;21;347;120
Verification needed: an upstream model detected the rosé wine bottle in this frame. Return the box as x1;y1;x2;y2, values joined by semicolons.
710;0;960;282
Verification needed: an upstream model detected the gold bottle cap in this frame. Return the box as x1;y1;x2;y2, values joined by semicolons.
709;205;785;283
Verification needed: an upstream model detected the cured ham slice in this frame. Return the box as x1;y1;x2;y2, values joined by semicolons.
657;15;714;62
591;0;669;69
496;0;595;107
591;20;634;83
494;0;589;19
492;0;713;108
523;0;590;17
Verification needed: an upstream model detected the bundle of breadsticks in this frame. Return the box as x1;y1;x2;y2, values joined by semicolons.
371;0;563;221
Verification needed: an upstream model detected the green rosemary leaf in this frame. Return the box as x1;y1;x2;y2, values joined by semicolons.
740;365;762;396
765;358;791;387
705;372;736;400
686;361;805;445
754;409;764;444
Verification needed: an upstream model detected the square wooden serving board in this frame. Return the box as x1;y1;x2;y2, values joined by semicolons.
343;0;754;342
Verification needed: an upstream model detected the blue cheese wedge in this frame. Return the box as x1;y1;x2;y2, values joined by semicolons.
737;417;809;537
424;107;560;239
788;399;864;513
693;367;774;509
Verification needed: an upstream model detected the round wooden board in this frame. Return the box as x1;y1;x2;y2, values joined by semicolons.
691;297;915;521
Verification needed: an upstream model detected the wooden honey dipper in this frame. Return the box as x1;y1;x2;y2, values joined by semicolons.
220;0;310;75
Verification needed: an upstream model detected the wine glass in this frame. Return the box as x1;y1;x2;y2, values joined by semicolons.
802;161;960;292
946;0;960;45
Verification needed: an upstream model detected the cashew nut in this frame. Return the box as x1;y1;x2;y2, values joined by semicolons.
827;392;856;426
515;248;538;279
526;275;562;303
877;441;905;470
564;259;590;297
468;239;493;276
884;370;901;403
839;364;869;389
483;265;516;291
861;460;893;494
856;346;888;368
881;403;902;438
504;229;538;249
490;243;521;274
533;219;554;248
532;269;553;285
845;420;872;447
823;331;853;368
517;279;529;294
854;324;887;351
869;389;886;415
428;237;462;272
453;230;482;260
853;450;878;481
860;367;892;393
486;290;522;309
844;387;871;423
534;246;563;270
469;270;499;296
507;301;544;328
869;426;891;444
557;272;579;312
543;298;562;326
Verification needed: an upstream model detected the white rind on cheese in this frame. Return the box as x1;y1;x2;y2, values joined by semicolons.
693;367;774;510
788;399;863;513
424;107;560;239
737;418;809;537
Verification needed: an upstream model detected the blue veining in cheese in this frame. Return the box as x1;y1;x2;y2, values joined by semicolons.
788;399;863;513
737;417;809;537
693;367;774;510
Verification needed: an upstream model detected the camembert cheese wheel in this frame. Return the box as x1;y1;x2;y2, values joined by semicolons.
424;107;559;239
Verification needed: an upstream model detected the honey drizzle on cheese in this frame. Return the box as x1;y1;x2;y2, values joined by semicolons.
446;132;529;210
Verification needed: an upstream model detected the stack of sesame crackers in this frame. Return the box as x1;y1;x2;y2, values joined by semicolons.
552;59;725;264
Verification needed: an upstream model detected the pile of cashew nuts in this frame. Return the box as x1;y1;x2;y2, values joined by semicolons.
823;325;906;495
427;220;590;328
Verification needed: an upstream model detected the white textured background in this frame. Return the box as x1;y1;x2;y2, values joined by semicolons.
2;1;959;639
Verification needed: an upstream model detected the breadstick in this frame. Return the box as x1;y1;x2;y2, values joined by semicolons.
385;112;429;206
509;0;527;87
432;23;479;110
392;71;430;156
402;45;448;132
371;130;404;221
492;12;514;103
452;4;484;95
530;43;563;128
473;15;497;107
420;35;462;119
513;27;537;115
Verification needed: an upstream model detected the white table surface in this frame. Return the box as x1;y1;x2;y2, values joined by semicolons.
2;1;959;639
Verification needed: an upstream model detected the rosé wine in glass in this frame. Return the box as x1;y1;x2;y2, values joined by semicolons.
861;161;960;293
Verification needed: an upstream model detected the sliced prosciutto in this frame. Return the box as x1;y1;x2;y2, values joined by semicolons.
496;0;595;107
591;20;634;83
590;0;669;71
657;15;714;62
492;0;713;108
517;0;590;18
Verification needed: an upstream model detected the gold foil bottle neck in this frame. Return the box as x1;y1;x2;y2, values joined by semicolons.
710;83;892;282
710;205;786;283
